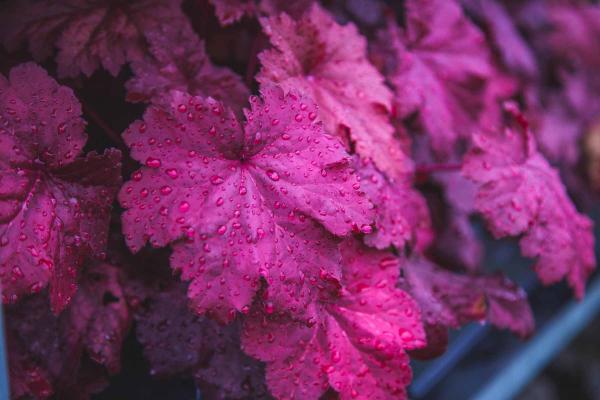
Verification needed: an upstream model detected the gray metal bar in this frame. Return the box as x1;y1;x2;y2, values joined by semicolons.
0;302;10;399
473;275;600;400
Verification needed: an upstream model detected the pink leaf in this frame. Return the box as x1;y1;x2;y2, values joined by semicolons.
380;0;495;155
209;0;254;25
400;256;534;340
547;3;600;70
0;63;121;313
0;0;186;77
462;106;596;298
462;0;537;78
126;21;249;113
433;172;483;271
242;238;425;400
208;0;313;26
119;86;372;320
258;4;409;179
355;157;432;251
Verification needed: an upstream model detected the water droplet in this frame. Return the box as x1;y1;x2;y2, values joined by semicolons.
160;185;172;195
399;329;414;342
145;157;161;168
266;170;280;181
294;113;303;122
166;168;178;179
239;186;247;195
308;112;317;121
264;302;274;314
179;201;190;212
211;175;224;185
271;119;279;126
360;224;373;234
216;197;224;206
57;122;66;134
379;257;397;269
217;225;227;235
331;351;341;363
177;104;187;113
29;282;43;293
12;266;23;278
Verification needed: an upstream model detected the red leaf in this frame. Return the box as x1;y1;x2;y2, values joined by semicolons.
379;0;495;155
433;172;483;271
126;21;249;113
258;5;409;179
547;3;600;70
126;278;269;398
119;86;373;320
6;262;130;399
242;238;425;400
209;0;254;25
0;63;121;313
208;0;313;26
0;0;186;77
462;106;596;298
462;0;537;78
400;256;534;339
354;157;433;251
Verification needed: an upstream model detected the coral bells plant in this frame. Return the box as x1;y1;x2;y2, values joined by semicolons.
0;0;598;399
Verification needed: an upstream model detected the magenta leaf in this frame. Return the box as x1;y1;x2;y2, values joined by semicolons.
462;106;596;298
242;238;425;400
355;157;433;251
258;4;409;179
463;0;537;78
0;0;186;77
209;0;254;25
433;172;483;271
126;21;249;113
120;86;372;320
209;0;313;26
6;262;131;399
0;63;121;313
171;215;343;322
547;3;600;70
379;0;496;155
400;256;534;340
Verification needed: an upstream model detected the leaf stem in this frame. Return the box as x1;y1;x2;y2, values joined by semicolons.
82;102;127;153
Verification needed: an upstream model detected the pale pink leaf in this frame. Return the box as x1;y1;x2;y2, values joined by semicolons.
258;4;409;179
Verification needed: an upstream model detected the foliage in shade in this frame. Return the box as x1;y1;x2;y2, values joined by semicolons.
0;0;598;399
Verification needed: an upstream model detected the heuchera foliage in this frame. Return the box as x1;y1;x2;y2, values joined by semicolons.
0;63;121;314
0;0;598;399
